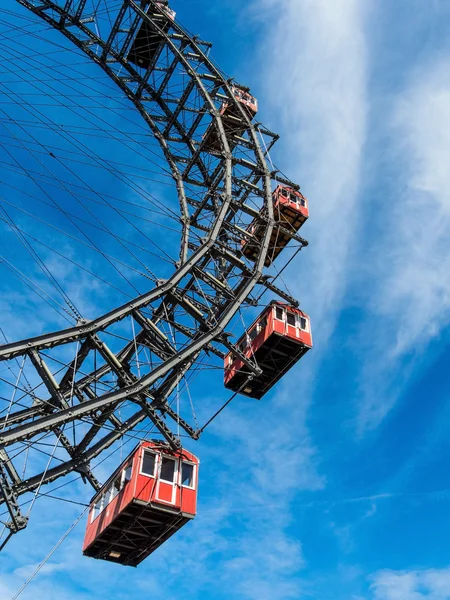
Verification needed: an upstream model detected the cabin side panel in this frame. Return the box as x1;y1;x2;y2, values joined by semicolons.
134;445;159;504
224;306;274;383
179;456;199;516
83;450;141;552
224;305;312;398
83;480;135;552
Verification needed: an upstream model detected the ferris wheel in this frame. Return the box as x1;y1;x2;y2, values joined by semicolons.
0;0;311;564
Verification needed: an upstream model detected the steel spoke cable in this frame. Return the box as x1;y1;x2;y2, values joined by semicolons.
0;159;176;222
0;98;181;231
131;316;141;379
1;257;76;324
0;2;124;26
0;373;62;416
7;432;68;467
0;119;145;295
0;356;26;433
0;3;124;45
0;154;176;216
0;221;135;299
20;445;29;480
0;44;181;224
0;0;280;548
10;508;89;600
0;208;160;284
0;114;164;285
254;245;304;306
32;493;88;508
0;79;175;185
0;36;176;179
0;123;165;169
0;114;170;146
0;205;82;321
3;156;153;288
26;430;63;517
0;133;177;192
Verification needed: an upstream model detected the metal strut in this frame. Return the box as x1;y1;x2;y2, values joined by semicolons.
0;453;28;545
0;0;305;545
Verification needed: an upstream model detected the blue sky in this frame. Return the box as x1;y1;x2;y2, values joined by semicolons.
2;0;450;599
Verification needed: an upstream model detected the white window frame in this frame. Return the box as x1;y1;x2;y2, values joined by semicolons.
102;487;110;507
121;463;133;489
90;501;100;523
110;477;121;502
159;455;178;484
106;485;114;505
259;317;267;331
286;311;297;327
274;306;285;321
180;461;196;490
140;449;157;478
297;315;309;332
96;494;105;516
248;327;258;342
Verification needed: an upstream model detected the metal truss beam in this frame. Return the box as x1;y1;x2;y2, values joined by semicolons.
0;0;304;544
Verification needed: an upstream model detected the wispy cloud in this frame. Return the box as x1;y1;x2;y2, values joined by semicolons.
371;566;450;599
379;58;450;353
182;1;373;597
357;56;450;432
8;1;450;599
256;0;370;334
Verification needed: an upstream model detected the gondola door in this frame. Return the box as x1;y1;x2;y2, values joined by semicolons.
155;454;179;505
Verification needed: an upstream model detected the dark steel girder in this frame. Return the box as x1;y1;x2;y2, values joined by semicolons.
0;0;285;528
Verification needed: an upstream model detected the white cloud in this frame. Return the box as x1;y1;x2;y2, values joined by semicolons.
247;0;370;469
371;567;450;599
257;0;369;334
225;533;305;600
381;60;450;352
357;57;450;432
0;1;373;599
202;2;372;596
13;560;68;579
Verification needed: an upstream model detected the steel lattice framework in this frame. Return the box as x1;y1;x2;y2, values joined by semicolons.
0;0;307;547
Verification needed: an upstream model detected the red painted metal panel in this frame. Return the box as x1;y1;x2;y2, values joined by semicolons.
134;445;157;504
203;86;258;154
273;185;309;221
82;441;199;561
157;481;175;503
83;450;140;552
224;303;312;392
241;185;309;266
180;487;197;517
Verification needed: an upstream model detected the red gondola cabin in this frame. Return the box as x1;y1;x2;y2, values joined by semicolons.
204;86;258;153
242;185;309;266
224;302;312;399
83;441;199;567
127;2;176;69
